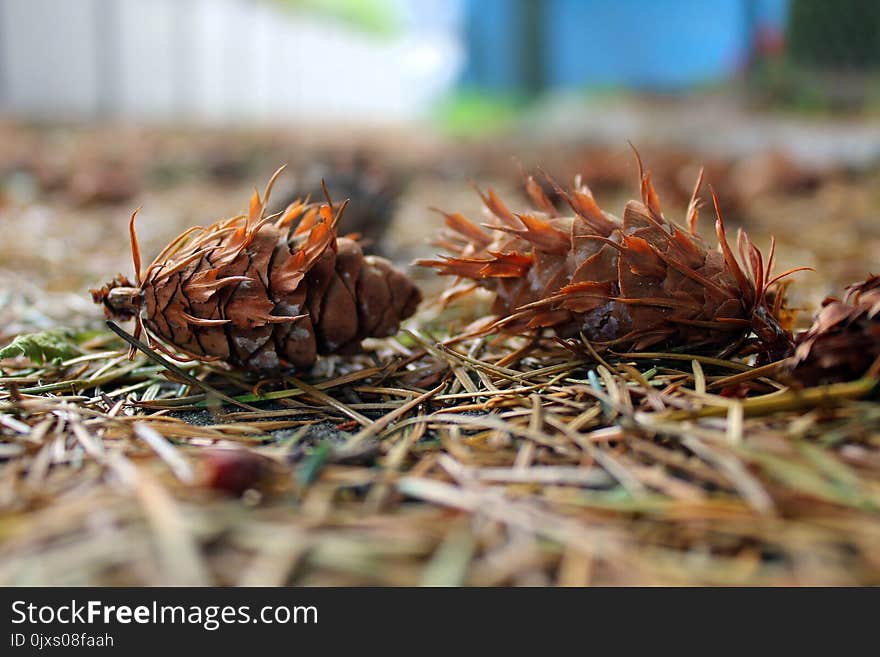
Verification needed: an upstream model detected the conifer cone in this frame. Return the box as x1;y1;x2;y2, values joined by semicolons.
273;153;399;250
92;168;421;372
789;275;880;385
418;153;803;361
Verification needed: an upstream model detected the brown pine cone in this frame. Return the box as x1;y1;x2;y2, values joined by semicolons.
418;152;802;361
789;275;880;385
92;168;421;372
273;153;399;250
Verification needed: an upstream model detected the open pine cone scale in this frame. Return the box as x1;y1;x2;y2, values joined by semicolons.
789;275;880;384
92;168;421;372
419;153;804;361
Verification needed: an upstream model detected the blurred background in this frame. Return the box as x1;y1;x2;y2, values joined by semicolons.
0;0;879;336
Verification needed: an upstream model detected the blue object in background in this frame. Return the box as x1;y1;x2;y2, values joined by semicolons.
461;0;790;93
460;0;528;92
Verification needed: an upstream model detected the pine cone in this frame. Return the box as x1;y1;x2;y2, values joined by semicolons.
92;168;421;372
418;152;802;361
273;153;399;250
789;275;880;385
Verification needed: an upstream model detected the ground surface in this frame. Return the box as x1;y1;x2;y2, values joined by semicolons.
1;102;879;585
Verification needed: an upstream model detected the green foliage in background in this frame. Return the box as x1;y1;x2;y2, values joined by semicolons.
266;0;401;38
0;331;82;366
433;91;527;138
788;0;880;70
749;0;880;114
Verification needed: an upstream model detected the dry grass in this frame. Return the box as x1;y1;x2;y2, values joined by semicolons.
1;303;878;586
1;122;879;586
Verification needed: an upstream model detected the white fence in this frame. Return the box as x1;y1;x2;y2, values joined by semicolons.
0;0;463;122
